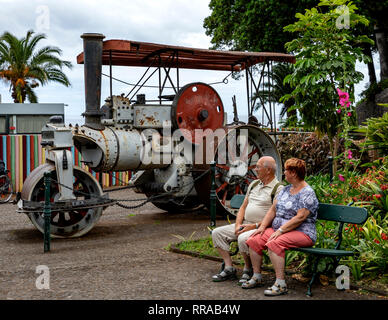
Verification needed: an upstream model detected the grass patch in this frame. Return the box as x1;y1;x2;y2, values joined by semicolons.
173;235;245;266
175;236;221;257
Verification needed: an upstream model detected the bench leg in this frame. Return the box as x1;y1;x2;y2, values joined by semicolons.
307;257;320;297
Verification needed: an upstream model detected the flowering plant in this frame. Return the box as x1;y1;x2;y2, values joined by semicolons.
306;165;388;279
353;157;388;214
335;88;358;199
345;215;388;278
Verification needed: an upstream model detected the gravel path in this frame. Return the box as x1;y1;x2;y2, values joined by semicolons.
0;188;384;300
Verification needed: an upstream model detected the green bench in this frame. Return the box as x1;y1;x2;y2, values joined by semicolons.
230;194;368;296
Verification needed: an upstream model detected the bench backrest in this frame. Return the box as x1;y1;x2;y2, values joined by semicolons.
230;194;245;209
230;195;368;225
318;203;368;224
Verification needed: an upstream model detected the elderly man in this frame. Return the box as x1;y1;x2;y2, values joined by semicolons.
211;156;283;284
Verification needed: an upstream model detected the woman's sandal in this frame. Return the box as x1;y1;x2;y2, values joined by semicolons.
241;276;263;289
263;284;288;296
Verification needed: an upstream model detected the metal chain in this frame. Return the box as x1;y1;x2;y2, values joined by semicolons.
115;199;150;210
47;168;211;210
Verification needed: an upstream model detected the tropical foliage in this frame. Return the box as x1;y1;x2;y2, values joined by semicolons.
357;112;388;157
0;30;72;103
204;0;388;122
305;156;388;280
203;0;319;52
303;88;388;280
281;0;373;172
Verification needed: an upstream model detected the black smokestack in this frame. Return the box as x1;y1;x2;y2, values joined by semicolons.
81;33;105;130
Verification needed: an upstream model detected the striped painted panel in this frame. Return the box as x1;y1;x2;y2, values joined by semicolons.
0;134;132;192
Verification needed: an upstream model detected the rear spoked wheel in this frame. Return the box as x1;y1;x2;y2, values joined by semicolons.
194;125;263;216
193;124;282;216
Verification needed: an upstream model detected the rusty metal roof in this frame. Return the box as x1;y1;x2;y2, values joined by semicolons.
77;39;295;71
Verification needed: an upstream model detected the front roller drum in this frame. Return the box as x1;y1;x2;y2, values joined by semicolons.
21;164;104;238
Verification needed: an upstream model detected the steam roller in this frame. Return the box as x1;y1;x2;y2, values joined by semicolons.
18;33;283;238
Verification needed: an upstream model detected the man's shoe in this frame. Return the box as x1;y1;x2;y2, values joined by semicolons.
263;284;288;296
212;268;237;282
241;276;263;289
238;269;253;285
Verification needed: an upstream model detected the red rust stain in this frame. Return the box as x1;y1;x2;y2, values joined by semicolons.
100;130;109;145
145;116;157;124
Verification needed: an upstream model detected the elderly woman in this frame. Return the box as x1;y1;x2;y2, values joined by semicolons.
242;158;319;296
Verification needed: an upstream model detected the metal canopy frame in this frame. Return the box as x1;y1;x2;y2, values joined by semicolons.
77;39;295;133
245;60;278;132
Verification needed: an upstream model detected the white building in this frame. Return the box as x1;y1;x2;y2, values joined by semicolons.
0;102;65;134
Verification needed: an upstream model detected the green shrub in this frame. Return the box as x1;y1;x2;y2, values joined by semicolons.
357;112;388;157
277;133;368;175
277;133;332;176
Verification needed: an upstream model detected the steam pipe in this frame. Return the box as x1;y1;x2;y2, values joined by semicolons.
80;33;105;130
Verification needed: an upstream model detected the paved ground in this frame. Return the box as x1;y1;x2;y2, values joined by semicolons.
0;188;385;300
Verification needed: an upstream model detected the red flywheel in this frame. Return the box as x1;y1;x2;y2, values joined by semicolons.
171;82;224;144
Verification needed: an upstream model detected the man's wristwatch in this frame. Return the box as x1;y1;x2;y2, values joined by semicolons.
255;223;259;229
278;227;284;233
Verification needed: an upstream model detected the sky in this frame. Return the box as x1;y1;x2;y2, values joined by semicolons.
0;0;380;126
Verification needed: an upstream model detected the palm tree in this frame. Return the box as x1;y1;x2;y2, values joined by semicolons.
253;63;296;128
0;30;72;103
